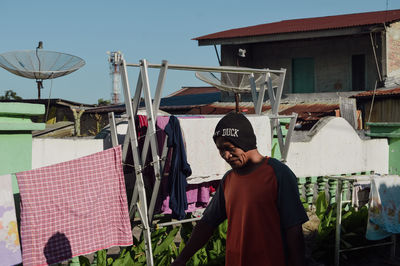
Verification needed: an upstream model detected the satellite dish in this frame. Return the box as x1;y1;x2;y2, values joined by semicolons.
0;42;85;99
195;71;279;94
196;69;280;113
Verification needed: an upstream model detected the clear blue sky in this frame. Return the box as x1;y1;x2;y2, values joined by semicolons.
0;0;399;104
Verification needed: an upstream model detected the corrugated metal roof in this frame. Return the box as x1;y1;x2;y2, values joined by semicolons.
32;122;74;138
194;9;400;41
0;98;95;107
160;92;221;107
84;104;126;114
165;86;220;97
187;101;337;117
352;87;400;98
278;103;338;121
187;101;270;115
187;101;339;130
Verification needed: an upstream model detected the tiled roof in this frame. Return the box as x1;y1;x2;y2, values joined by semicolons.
194;9;400;41
352;87;400;98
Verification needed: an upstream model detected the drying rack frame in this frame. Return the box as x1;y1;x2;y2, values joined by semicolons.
108;54;297;265
328;174;397;266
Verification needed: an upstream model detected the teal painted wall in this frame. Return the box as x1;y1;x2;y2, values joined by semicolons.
292;57;315;93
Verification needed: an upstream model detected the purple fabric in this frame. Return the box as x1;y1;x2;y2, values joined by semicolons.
159;181;219;215
157;116;170;130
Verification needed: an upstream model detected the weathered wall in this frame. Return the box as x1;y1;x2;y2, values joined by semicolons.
221;34;382;94
360;98;400;123
32;138;104;169
31;117;389;183
386;21;400;76
286;117;388;177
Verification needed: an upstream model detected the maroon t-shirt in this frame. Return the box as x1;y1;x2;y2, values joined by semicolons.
201;157;308;266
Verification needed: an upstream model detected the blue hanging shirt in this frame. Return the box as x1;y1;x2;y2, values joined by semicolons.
164;116;192;220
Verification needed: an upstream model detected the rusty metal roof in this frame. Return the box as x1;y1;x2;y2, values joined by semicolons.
165;86;220;97
185;101;339;130
352;87;400;98
32;121;74;138
187;101;270;115
188;101;337;117
194;9;400;41
84;104;126;114
278;103;338;121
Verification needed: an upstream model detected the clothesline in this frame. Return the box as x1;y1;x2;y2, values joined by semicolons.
122;157;168;173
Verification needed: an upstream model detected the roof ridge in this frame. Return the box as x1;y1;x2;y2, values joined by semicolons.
194;9;400;41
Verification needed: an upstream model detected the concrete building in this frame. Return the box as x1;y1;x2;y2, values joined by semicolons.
194;9;400;98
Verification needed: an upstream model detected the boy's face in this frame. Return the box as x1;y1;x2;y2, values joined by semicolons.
215;137;248;169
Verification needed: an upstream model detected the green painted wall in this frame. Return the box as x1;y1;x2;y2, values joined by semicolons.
0;133;33;192
366;122;400;175
389;138;400;175
0;103;45;193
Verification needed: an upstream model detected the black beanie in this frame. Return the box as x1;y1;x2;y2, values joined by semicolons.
213;112;257;151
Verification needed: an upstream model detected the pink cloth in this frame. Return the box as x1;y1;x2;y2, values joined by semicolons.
159;181;219;215
16;146;133;266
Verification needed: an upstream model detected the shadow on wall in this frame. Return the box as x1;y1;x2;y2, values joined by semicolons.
43;232;72;265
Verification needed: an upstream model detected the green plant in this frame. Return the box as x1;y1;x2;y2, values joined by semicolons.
300;197;309;211
78;217;227;265
186;220;227;266
312;192;369;263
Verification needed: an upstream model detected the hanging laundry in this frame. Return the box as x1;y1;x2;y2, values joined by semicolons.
159;180;220;215
366;175;400;240
164;116;192;220
0;174;22;266
16;146;133;266
129;115;170;200
351;180;370;208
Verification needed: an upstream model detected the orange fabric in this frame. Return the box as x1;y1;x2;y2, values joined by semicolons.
223;159;286;266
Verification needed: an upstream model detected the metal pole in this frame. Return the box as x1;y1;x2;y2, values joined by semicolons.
141;61;168;165
281;113;298;162
157;217;201;228
140;60;163;224
126;62;285;75
108;112;118;147
272;69;286;115
255;73;267;115
390;235;396;259
249;73;258;106
37;80;42;99
334;180;343;266
235;93;240;113
148;139;169;222
120;58;154;266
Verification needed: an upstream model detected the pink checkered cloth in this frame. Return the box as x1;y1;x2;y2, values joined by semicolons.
16;146;133;266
